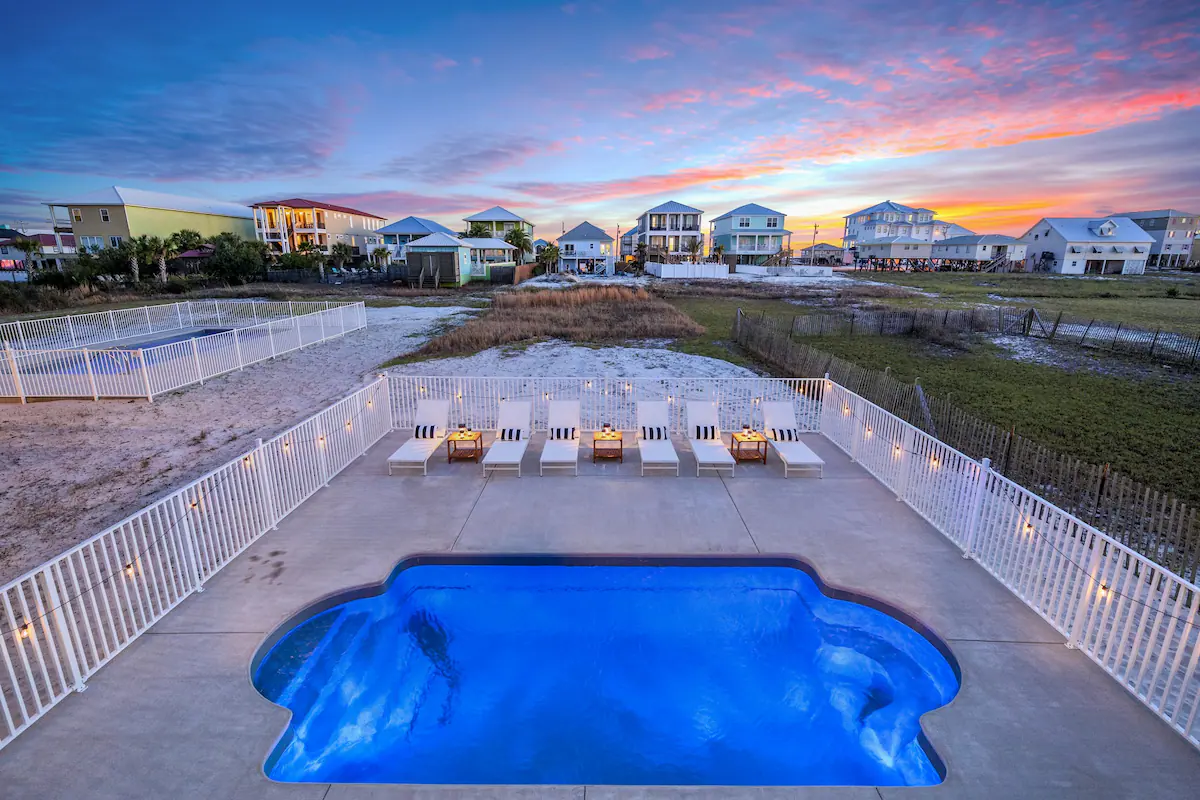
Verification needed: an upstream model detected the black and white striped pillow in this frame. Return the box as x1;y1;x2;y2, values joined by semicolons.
641;425;667;440
694;425;717;441
771;428;799;442
500;428;523;441
414;424;436;439
550;427;576;440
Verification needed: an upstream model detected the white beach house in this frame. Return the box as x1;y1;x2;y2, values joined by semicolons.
930;235;1028;271
557;222;614;276
1020;217;1153;275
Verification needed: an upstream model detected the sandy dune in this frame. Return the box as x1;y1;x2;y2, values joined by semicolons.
0;305;475;585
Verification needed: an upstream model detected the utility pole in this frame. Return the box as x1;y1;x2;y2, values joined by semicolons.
810;223;819;265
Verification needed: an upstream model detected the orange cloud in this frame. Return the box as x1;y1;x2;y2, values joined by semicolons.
807;63;872;85
642;88;708;111
504;163;786;205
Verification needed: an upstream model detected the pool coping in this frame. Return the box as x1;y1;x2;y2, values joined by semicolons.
249;552;963;788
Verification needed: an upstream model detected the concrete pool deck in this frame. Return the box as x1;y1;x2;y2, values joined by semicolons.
1;431;1198;799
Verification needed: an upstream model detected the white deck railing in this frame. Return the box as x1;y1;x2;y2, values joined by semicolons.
1;300;366;401
1;374;1197;753
0;379;392;749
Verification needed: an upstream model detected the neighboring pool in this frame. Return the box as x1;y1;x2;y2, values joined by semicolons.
111;327;232;349
252;557;960;787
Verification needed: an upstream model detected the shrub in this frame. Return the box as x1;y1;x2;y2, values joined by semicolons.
1166;286;1180;298
413;286;704;358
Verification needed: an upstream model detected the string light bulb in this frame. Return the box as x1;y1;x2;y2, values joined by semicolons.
1098;584;1110;598
864;426;872;438
124;562;136;578
18;621;32;639
894;443;902;457
190;501;198;509
1023;522;1034;535
843;405;850;416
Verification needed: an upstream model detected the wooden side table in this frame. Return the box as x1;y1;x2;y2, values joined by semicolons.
593;430;623;463
731;430;767;464
447;430;483;462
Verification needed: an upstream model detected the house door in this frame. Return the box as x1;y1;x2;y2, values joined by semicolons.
1102;259;1125;274
1085;260;1104;274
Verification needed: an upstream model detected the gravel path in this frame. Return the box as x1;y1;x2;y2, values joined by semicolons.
0;305;475;585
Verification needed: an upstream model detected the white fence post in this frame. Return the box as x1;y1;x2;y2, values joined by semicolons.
137;349;153;402
14;319;28;349
961;457;991;559
143;306;152;333
215;304;222;327
254;438;279;530
108;310;117;340
318;418;331;486
66;316;77;348
190;338;204;384
186;301;194;328
849;396;861;462
894;424;913;502
318;311;326;342
266;320;277;359
41;565;86;692
175;493;205;592
176;303;184;329
251;305;258;327
82;348;98;400
1067;532;1105;649
232;329;244;370
4;341;26;404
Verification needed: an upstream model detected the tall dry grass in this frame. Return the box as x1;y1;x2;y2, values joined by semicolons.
415;286;703;357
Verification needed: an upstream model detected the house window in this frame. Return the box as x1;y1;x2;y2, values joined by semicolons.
109;236;122;248
738;217;751;228
80;235;103;250
1034;234;1038;240
766;217;779;228
71;208;82;223
100;209;110;222
0;246;7;255
1168;231;1175;238
1071;261;1078;267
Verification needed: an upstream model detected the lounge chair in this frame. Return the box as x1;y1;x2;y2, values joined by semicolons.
636;401;679;476
762;401;825;478
686;401;735;477
483;401;532;477
540;400;581;476
387;400;450;476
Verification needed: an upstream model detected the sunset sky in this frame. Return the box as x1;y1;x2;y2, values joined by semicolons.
3;0;1198;243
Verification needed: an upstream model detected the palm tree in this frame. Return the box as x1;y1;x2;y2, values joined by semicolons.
329;241;355;275
14;237;42;271
504;227;532;264
371;246;390;269
711;243;725;262
463;221;492;239
296;240;325;279
540;244;561;273
126;234;157;283
169;229;204;255
685;236;704;264
144;235;178;282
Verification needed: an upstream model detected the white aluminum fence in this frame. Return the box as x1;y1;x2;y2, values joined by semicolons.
1;301;366;401
385;375;825;433
0;378;392;750
821;380;1200;748
3;374;1199;754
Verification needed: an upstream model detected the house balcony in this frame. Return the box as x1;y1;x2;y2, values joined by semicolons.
731;242;783;253
293;224;326;233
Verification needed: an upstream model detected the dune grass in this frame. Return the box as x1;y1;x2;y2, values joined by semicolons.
383;286;704;366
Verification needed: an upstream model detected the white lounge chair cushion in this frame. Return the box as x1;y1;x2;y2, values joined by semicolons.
388;437;443;466
483;440;529;466
771;438;824;467
691;440;735;466
540;439;579;465
638;439;679;465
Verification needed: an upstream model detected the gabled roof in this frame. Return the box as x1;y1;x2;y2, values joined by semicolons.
1110;209;1199;220
534;238;549;247
712;203;786;222
621;223;641;238
377;216;455;235
1032;217;1154;243
460;237;517;250
49;186;253;219
463;205;528;223
405;232;469;249
846;200;935;218
942;223;975;237
803;242;842;250
559;221;612;242
252;198;385;219
936;234;1020;246
645;200;702;214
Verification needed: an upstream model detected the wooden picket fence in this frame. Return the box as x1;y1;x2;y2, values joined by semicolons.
785;307;1200;370
734;309;1200;581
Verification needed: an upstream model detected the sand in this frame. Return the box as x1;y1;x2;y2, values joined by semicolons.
0;305;476;585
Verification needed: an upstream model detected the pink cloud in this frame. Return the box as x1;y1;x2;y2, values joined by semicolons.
1093;50;1128;62
432;56;458;71
626;44;673;62
807;63;871;85
642;87;707;112
503;163;786;205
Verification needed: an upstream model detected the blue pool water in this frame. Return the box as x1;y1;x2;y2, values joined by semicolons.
253;560;959;786
111;327;231;349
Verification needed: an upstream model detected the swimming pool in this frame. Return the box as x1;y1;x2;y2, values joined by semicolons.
111;327;231;349
253;556;959;787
